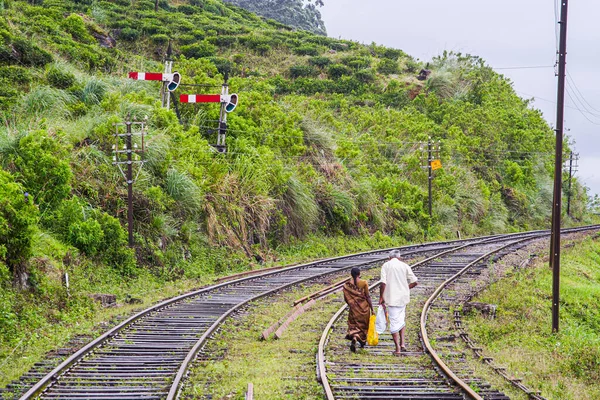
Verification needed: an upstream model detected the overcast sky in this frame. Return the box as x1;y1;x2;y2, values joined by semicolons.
320;0;600;197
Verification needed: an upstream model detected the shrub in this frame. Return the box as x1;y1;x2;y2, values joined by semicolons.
0;37;53;67
118;28;140;41
68;219;104;256
293;45;319;56
377;58;399;75
13;130;72;212
46;64;76;89
0;66;32;85
62;14;95;44
405;58;420;73
0;170;38;287
289;65;315;79
341;55;371;70
381;48;404;60
355;68;376;83
327;64;352;80
208;57;232;75
150;33;169;45
254;43;270;55
308;56;331;68
181;41;217;58
214;35;237;47
176;4;196;14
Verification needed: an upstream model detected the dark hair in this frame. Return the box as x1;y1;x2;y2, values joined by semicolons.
351;267;360;287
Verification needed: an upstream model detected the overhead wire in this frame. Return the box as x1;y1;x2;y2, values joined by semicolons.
566;71;600;114
565;86;600;126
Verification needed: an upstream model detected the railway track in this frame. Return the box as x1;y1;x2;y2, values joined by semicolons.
317;226;599;400
12;236;498;400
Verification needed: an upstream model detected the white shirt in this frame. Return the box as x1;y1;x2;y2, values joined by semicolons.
380;258;418;307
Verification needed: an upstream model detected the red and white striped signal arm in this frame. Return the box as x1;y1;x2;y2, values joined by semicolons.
179;94;222;103
128;72;181;92
180;93;239;112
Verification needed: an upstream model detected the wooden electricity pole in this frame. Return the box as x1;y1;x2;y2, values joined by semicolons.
550;0;569;333
428;138;433;219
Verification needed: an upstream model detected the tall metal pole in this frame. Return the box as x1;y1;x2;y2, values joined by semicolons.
550;0;569;333
428;137;433;219
126;120;134;247
217;74;229;153
567;151;573;217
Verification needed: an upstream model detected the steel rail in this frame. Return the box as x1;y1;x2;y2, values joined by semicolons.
316;233;513;399
419;225;599;400
19;236;485;400
165;240;483;399
419;238;536;400
317;225;599;400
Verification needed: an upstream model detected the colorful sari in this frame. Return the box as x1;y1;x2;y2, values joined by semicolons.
343;278;371;342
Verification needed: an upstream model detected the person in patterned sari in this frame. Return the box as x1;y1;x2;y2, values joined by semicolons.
343;267;374;352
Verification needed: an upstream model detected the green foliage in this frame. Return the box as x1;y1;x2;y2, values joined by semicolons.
0;29;53;67
12;131;72;212
68;218;104;256
181;41;217;59
0;170;38;284
354;68;376;83
293;45;320;56
327;63;351;79
62;14;95;44
377;58;399;74
289;64;315;79
308;56;331;68
46;64;76;89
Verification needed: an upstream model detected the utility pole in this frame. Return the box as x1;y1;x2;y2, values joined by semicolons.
550;0;569;333
428;137;433;219
216;73;229;153
567;152;573;216
113;116;147;247
162;42;173;110
566;152;578;217
126;121;134;246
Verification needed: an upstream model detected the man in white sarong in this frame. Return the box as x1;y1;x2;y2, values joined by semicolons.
378;249;418;355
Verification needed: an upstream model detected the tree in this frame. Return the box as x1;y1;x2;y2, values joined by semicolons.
0;170;39;289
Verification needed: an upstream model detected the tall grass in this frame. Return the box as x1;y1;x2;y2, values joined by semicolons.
18;86;76;119
166;168;203;216
280;174;318;238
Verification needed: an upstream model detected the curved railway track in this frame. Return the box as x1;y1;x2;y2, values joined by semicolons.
317;226;599;400
16;236;501;400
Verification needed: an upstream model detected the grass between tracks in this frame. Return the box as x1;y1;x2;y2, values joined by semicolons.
183;268;381;400
0;233;404;388
464;233;600;400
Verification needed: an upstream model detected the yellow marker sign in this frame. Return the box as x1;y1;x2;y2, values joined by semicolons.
431;159;442;171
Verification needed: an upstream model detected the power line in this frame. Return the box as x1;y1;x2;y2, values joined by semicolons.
566;71;600;114
565;86;600;126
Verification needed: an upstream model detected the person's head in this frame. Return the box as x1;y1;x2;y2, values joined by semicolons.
351;267;360;285
389;249;402;260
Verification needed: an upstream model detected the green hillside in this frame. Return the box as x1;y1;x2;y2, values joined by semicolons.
0;0;596;383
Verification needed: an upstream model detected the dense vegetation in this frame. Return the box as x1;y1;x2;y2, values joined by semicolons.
223;0;326;35
0;0;596;384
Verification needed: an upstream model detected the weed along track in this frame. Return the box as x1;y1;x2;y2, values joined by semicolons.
12;228;597;400
317;226;599;400
15;238;486;400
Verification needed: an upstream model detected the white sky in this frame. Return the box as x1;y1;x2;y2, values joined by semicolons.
320;0;600;197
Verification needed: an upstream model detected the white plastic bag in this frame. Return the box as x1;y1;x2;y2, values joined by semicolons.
375;305;389;334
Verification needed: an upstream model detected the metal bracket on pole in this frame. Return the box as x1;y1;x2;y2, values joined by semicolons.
112;116;148;247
